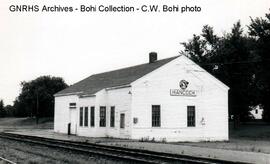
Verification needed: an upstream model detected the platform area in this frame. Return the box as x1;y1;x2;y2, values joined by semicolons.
3;128;269;164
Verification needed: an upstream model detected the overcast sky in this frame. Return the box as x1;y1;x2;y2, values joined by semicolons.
0;0;269;105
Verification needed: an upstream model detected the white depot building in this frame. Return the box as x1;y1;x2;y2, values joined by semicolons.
54;53;229;142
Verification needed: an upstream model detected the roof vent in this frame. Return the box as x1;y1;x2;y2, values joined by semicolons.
149;52;157;63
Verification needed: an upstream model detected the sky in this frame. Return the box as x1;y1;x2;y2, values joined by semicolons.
0;0;269;105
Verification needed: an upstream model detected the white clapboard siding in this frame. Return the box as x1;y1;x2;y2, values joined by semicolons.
54;55;229;142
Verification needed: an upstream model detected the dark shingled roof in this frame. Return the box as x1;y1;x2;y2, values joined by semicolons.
55;56;179;96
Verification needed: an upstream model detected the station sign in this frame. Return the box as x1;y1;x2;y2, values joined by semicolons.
170;80;197;97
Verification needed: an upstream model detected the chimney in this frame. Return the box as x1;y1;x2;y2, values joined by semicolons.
149;52;157;63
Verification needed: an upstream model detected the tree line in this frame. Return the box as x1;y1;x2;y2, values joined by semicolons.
181;11;270;122
0;76;68;118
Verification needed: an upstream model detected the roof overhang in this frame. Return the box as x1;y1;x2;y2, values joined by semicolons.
105;84;131;91
79;94;96;98
54;91;83;97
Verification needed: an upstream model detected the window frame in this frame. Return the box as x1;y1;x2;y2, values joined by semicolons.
84;107;89;127
110;106;115;127
90;106;95;127
79;107;83;127
152;105;161;127
99;106;106;127
69;103;76;109
187;106;196;127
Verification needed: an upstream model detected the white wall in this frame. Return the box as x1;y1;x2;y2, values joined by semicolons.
198;78;228;141
106;87;132;138
54;56;228;142
69;87;132;138
54;95;79;133
131;56;229;142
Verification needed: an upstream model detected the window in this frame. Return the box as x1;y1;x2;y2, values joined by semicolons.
69;103;76;109
90;106;95;127
120;113;125;129
79;107;83;126
100;106;106;127
187;106;195;127
152;105;160;127
110;106;115;127
84;107;88;127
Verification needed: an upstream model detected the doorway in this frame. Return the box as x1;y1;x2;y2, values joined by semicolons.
70;108;77;135
119;112;130;138
120;113;125;129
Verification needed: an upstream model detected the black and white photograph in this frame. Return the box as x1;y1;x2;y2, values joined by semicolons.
0;0;270;163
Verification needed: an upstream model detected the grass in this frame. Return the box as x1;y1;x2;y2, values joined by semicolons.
229;122;270;140
174;122;270;154
0;117;53;130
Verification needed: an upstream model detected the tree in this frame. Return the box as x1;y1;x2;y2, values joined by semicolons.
0;99;6;117
181;22;256;124
4;105;15;117
248;12;270;121
14;76;68;118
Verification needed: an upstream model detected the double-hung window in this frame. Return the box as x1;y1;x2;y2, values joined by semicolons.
79;107;83;127
110;106;115;127
90;106;95;127
187;106;196;127
100;106;106;127
84;107;88;127
152;105;161;127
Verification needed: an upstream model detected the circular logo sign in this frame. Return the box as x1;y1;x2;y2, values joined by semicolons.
179;80;189;90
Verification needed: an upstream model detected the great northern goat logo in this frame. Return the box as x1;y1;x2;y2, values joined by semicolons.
179;80;189;90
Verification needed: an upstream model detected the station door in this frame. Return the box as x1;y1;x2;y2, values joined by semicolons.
120;112;129;137
70;108;77;135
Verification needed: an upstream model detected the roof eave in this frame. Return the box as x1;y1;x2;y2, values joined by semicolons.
54;91;83;97
105;84;131;91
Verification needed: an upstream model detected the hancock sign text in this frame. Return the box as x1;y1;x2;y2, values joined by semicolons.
170;80;197;97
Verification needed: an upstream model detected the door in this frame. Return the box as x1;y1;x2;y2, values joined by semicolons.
119;111;130;138
120;112;129;137
120;113;125;129
70;108;77;135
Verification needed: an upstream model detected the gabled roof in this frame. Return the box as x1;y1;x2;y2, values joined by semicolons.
55;56;179;96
